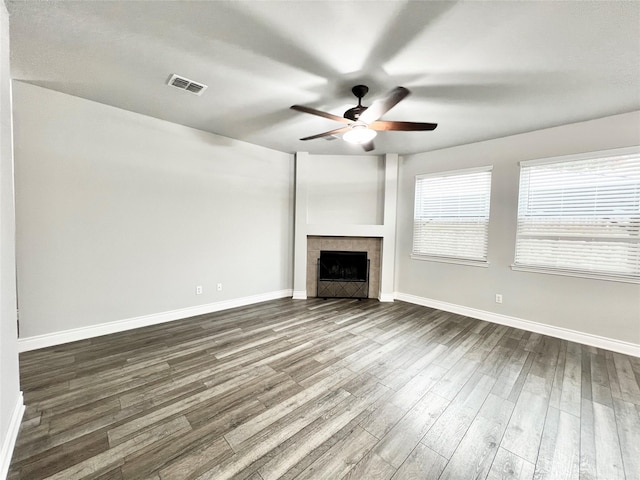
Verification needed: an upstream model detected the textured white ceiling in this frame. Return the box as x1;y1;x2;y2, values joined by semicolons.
7;0;640;155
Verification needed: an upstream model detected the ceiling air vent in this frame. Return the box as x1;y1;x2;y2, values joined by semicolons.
167;74;208;96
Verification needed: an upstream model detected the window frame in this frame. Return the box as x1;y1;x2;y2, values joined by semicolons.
511;146;640;284
411;165;493;267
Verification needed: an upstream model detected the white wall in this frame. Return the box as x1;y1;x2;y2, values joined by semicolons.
13;82;294;339
0;0;23;476
396;111;640;347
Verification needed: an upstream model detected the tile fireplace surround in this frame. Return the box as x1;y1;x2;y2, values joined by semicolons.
307;236;381;299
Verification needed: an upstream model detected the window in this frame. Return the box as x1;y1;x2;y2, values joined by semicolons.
513;147;640;282
412;166;493;265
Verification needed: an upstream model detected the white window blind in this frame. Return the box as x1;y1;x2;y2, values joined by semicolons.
413;167;492;263
514;147;640;282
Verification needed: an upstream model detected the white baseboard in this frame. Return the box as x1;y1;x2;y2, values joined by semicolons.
0;392;24;480
18;289;293;352
378;293;395;302
19;288;638;357
395;292;640;357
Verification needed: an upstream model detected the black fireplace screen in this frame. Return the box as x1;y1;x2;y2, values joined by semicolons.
319;250;368;281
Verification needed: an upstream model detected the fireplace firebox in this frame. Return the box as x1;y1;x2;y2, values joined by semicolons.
317;250;370;299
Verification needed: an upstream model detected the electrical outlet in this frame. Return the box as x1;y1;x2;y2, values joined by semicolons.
217;283;223;292
495;294;503;304
196;285;203;295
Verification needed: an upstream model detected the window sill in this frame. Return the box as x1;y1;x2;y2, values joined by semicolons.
511;264;640;284
411;255;489;268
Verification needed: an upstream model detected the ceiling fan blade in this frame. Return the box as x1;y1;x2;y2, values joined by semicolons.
358;86;410;124
369;120;438;131
361;141;375;152
300;126;351;141
290;105;351;124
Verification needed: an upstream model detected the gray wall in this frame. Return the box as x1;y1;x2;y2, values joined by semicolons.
0;0;21;471
13;82;294;338
396;111;640;344
304;154;385;226
10;72;640;348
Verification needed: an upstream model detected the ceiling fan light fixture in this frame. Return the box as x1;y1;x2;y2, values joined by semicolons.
292;85;437;147
343;124;377;144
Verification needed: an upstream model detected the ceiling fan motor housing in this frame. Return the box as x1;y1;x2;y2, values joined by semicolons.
344;106;367;121
351;85;369;98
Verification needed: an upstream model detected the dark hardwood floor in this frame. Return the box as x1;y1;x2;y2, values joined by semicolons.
8;298;640;479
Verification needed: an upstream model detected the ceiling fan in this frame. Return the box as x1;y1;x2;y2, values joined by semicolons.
291;85;438;152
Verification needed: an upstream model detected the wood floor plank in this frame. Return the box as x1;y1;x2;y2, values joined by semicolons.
294;425;377;479
376;343;448;391
122;399;262;479
374;391;449;468
342;450;396;480
579;397;597;480
12;402;148;465
431;357;480;400
501;390;549;463
11;429;110;480
156;436;233;480
196;388;352;480
485;447;535;480
223;367;354;449
8;298;640;480
592;400;626;480
558;343;582;417
611;352;640;404
387;363;447;411
257;382;390;480
422;372;495;459
107;365;275;446
612;397;640;479
439;394;514;480
390;443;447;480
46;416;192;480
359;401;406;440
588;351;614;407
533;406;580;480
491;349;532;401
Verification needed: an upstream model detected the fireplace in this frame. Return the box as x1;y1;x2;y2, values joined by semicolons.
317;251;369;299
306;236;382;298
